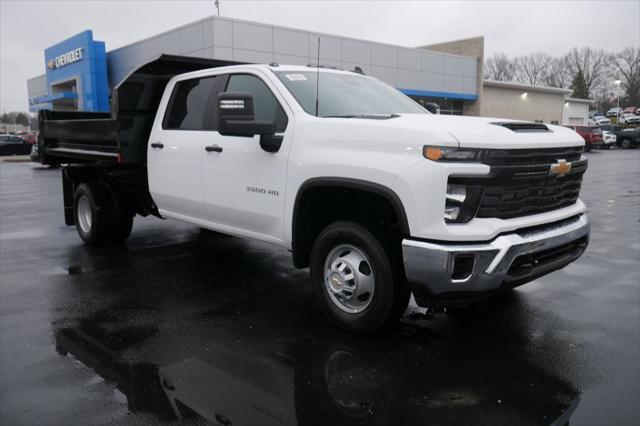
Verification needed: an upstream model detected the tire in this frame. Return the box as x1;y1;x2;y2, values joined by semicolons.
605;144;611;149
73;182;111;246
620;138;632;149
102;183;133;243
309;221;410;334
584;144;592;152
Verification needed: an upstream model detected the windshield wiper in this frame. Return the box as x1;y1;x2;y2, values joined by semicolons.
322;113;400;119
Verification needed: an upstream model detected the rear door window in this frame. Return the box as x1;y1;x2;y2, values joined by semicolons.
163;76;219;130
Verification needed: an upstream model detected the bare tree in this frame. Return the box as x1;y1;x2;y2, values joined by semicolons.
612;47;640;106
484;53;517;82
515;53;553;86
544;58;572;89
564;47;611;98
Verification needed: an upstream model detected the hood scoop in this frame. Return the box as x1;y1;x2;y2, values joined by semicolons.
491;122;551;133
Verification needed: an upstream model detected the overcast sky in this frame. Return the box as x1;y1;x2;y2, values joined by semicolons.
1;0;639;112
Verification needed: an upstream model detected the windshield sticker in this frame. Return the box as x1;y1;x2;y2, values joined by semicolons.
285;74;307;81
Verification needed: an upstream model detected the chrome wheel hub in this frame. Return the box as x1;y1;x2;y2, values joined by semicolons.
324;244;375;313
77;195;92;234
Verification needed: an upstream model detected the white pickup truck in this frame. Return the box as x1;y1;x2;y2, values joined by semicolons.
38;60;590;333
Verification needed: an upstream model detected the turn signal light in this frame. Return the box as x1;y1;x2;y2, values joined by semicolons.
424;146;444;161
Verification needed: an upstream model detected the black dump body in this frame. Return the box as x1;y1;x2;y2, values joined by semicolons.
38;55;239;166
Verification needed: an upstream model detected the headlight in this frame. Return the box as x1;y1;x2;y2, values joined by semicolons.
445;183;484;223
423;146;485;162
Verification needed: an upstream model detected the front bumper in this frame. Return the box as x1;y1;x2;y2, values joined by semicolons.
402;214;590;306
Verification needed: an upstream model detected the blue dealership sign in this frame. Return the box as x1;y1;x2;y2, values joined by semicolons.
30;30;109;112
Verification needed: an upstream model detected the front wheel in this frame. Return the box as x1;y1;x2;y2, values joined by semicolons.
309;222;410;334
620;138;632;149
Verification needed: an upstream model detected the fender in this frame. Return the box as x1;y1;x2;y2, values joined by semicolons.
291;177;410;268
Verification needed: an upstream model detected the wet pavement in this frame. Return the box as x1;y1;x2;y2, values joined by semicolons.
1;150;639;425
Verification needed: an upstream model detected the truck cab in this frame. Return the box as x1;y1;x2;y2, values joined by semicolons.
38;63;590;334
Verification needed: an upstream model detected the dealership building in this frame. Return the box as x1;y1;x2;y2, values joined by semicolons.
27;15;590;124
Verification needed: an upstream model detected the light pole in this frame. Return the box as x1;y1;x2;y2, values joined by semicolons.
614;80;621;120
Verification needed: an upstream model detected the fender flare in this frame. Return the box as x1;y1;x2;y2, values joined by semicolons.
291;177;410;267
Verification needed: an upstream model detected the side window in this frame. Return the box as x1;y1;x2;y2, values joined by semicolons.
163;76;217;130
225;74;288;132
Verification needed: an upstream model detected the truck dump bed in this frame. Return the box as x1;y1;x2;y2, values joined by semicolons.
38;110;122;163
38;55;238;166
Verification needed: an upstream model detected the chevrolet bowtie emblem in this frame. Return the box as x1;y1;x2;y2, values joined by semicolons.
550;159;571;177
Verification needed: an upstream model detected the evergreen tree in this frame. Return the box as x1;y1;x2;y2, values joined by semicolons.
570;70;589;98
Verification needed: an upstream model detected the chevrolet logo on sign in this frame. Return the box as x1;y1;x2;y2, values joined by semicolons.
550;159;572;177
46;48;83;70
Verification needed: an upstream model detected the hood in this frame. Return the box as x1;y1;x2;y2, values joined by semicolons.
387;114;584;149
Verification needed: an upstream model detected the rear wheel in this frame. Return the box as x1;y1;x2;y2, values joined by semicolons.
73;183;111;246
310;221;410;334
620;138;632;149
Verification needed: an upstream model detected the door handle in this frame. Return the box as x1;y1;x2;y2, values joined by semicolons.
151;142;164;149
205;145;223;153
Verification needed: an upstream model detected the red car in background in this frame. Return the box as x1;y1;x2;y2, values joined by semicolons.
564;125;603;151
20;133;37;144
623;106;637;115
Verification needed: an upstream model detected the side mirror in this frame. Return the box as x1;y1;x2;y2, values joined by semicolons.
424;103;440;115
217;92;275;137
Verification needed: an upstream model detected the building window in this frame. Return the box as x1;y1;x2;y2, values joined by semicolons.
551;120;559;125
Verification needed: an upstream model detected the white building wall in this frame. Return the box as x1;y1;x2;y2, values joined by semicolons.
562;100;591;125
481;84;565;124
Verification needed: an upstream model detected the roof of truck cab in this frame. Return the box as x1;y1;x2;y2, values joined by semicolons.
176;63;369;79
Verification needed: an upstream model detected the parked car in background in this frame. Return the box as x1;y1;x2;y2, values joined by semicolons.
616;127;640;149
601;130;617;148
619;113;640;125
29;143;41;163
606;107;623;117
589;116;611;126
565;125;603;151
600;124;622;133
623;106;638;115
19;133;37;144
589;111;604;118
0;134;32;156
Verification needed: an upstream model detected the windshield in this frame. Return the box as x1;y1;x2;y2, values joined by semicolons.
274;70;426;117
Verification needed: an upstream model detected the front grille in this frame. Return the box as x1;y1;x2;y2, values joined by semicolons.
451;146;587;219
481;146;583;166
